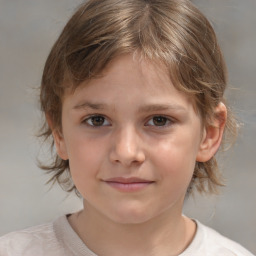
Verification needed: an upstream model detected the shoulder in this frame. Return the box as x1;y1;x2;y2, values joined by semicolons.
183;220;255;256
0;220;66;256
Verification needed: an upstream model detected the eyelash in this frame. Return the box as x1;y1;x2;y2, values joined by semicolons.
82;115;174;128
83;115;110;127
145;116;173;128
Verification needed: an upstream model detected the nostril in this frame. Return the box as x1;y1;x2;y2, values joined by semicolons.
109;144;145;166
108;128;145;166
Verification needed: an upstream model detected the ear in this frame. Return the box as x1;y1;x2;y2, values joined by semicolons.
196;102;227;162
46;114;69;160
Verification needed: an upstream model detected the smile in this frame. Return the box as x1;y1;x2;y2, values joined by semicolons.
103;177;155;192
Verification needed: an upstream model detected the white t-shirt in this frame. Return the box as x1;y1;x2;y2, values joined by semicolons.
0;215;254;256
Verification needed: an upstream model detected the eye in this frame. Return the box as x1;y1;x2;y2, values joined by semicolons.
146;116;171;127
84;115;110;127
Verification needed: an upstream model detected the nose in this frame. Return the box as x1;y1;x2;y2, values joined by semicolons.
109;126;145;167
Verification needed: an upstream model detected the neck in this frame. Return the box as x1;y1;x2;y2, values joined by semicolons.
68;202;196;256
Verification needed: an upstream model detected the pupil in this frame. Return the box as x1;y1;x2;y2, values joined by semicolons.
92;116;104;126
153;116;167;126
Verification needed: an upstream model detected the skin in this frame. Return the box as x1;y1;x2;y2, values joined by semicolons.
52;54;226;256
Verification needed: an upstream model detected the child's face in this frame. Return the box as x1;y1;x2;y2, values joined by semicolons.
55;54;208;224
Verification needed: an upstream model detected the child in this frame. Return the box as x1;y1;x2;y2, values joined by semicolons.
0;0;254;255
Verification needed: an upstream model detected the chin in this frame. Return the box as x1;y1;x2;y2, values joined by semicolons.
108;205;156;225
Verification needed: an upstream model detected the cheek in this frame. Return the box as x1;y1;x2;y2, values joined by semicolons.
151;133;199;183
65;136;107;191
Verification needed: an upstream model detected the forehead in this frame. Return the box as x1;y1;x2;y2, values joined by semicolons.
100;55;172;93
66;54;179;97
63;54;199;115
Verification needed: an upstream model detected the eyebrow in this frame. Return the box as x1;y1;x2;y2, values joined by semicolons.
73;102;107;110
138;103;186;112
73;101;186;112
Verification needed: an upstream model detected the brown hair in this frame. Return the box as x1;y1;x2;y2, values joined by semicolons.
39;0;237;195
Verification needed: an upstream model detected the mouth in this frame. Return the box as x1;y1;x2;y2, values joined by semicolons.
102;177;155;192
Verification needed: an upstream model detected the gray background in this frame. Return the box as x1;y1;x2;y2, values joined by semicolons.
0;0;255;254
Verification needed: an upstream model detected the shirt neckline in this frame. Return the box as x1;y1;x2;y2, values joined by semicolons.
53;215;203;256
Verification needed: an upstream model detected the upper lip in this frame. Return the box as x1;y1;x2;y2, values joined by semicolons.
103;177;154;184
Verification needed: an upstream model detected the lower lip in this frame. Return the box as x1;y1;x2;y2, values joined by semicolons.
105;181;154;192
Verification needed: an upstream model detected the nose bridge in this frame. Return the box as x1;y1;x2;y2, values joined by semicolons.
110;124;145;165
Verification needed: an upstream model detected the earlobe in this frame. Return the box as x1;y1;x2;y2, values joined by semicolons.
46;114;69;161
196;102;227;162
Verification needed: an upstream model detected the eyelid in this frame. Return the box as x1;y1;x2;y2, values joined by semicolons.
82;114;111;127
145;115;175;127
81;114;175;127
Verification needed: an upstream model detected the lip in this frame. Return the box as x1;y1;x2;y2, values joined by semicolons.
103;177;155;192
